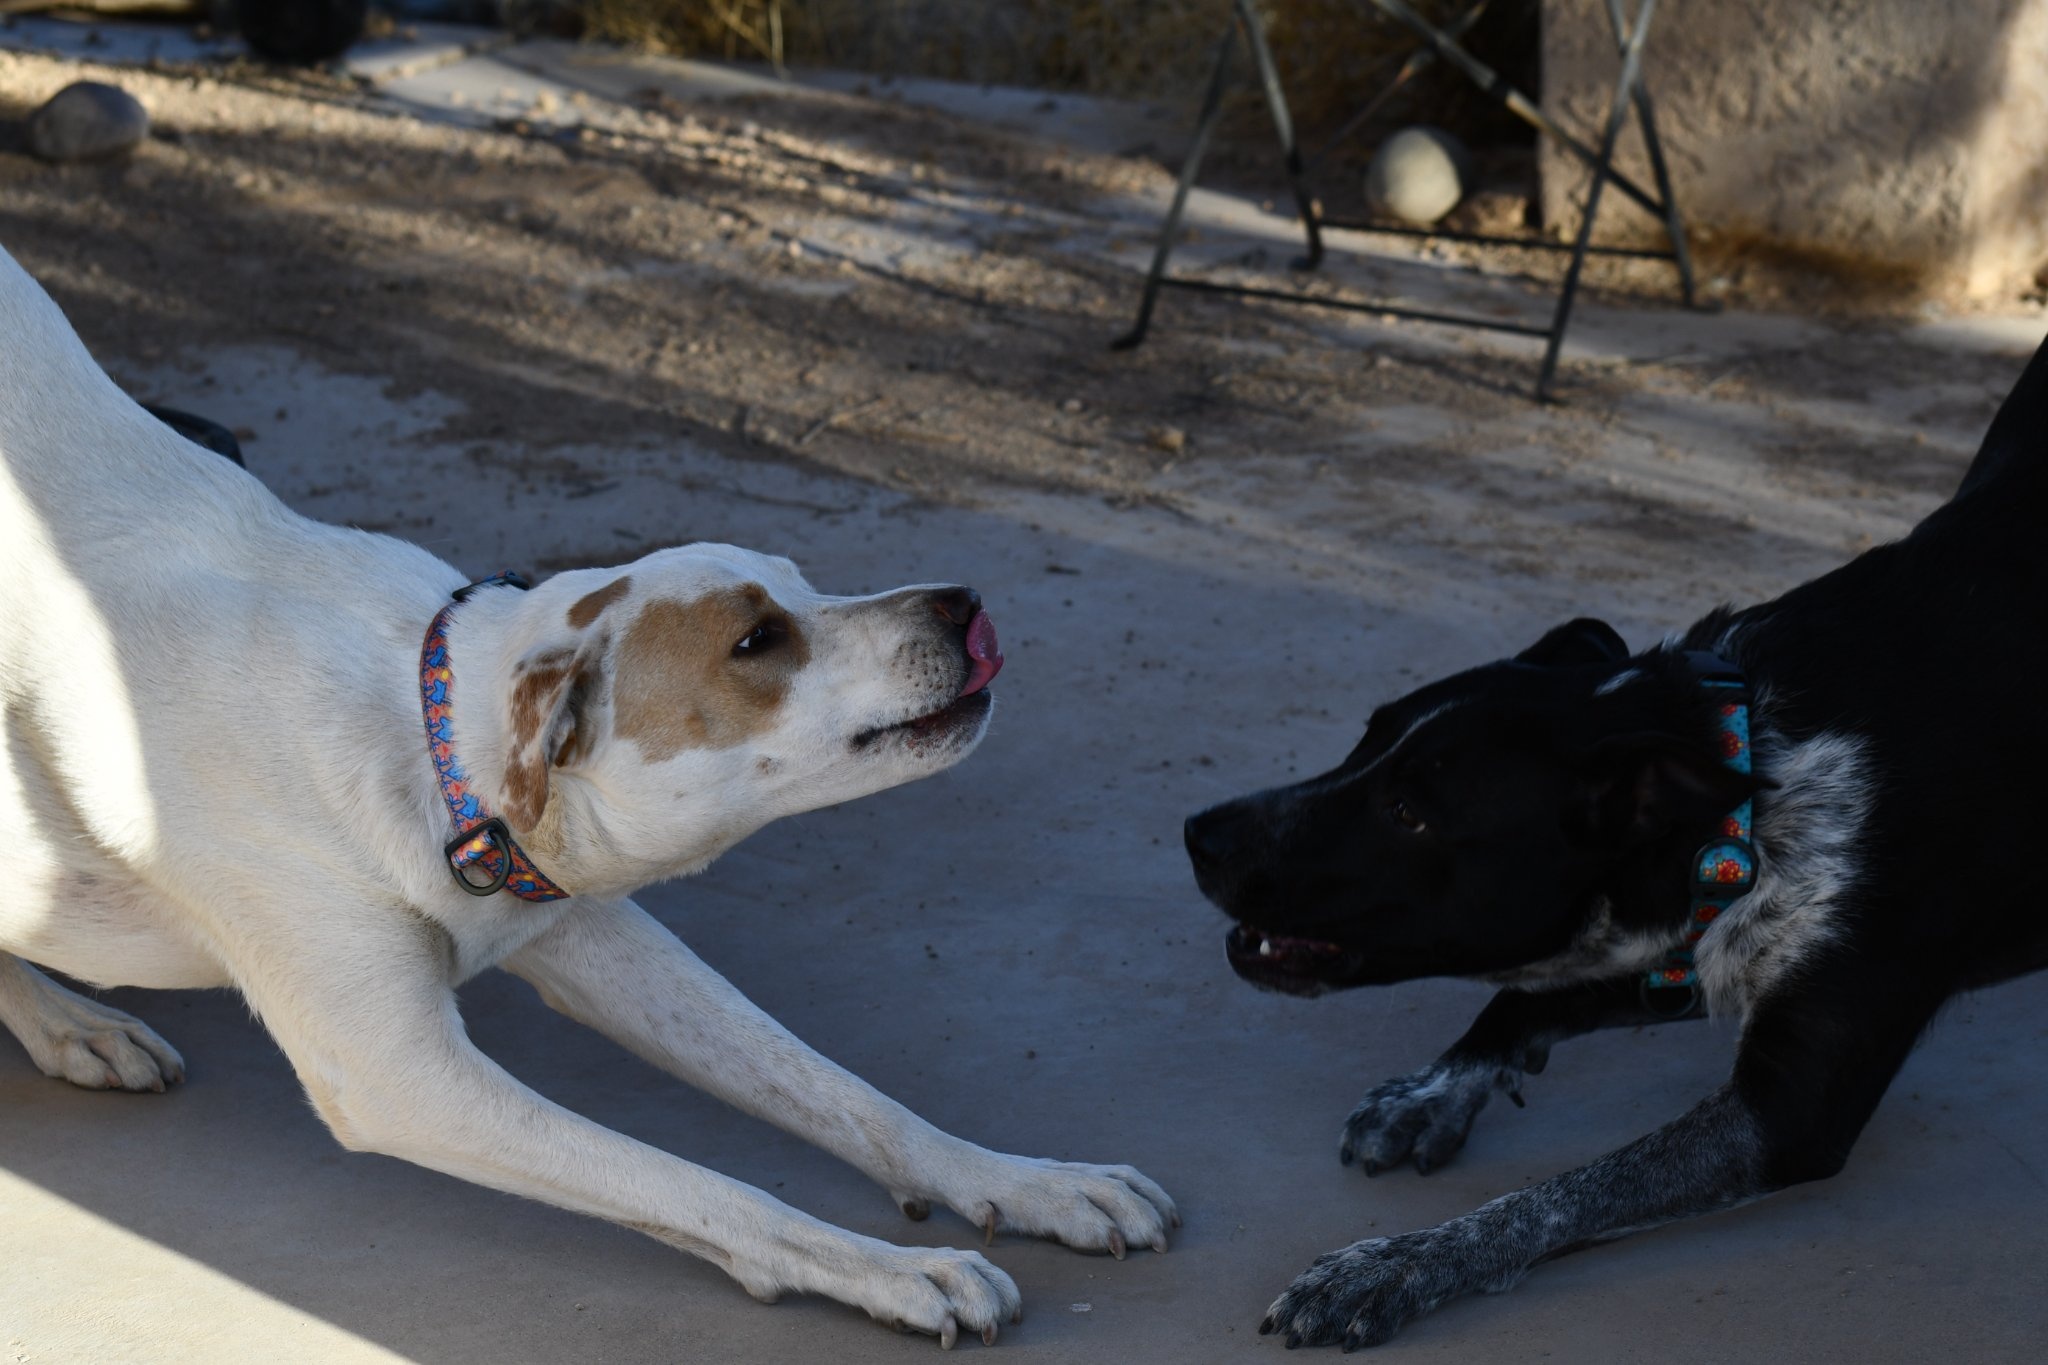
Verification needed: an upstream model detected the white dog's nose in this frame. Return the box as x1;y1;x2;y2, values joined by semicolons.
929;586;981;626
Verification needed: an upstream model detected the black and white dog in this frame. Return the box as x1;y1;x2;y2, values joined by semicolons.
1184;338;2048;1349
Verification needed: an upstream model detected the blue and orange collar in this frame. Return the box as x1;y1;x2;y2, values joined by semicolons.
419;572;571;902
1646;651;1756;992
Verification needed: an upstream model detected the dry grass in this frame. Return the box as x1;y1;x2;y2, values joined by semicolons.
576;1;1538;152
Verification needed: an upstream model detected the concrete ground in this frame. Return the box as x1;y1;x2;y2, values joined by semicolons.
4;17;2048;1365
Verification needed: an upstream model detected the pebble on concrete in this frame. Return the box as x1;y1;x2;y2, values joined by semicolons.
1366;126;1473;227
1146;424;1187;454
28;81;150;164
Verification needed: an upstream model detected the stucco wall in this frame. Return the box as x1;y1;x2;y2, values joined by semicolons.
1540;0;2048;299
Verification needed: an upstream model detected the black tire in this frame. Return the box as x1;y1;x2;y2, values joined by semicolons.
237;0;368;65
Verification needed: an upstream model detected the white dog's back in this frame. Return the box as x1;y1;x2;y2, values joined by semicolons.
0;244;455;986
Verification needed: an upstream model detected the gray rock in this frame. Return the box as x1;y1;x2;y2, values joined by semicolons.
1366;126;1473;227
28;82;150;164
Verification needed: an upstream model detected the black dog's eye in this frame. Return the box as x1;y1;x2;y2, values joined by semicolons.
1387;798;1427;833
732;621;786;657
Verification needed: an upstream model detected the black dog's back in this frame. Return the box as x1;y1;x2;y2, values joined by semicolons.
1955;333;2048;500
1721;333;2048;984
1736;328;2048;696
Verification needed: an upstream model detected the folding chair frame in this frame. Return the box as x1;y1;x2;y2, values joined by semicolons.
1113;0;1701;401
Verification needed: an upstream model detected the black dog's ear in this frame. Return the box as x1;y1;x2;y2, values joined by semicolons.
1582;733;1769;844
1517;617;1629;668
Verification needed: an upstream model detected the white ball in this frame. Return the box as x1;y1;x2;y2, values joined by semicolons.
1366;126;1473;226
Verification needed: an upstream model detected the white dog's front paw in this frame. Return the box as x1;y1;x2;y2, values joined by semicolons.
17;991;185;1093
800;1242;1021;1348
915;1151;1179;1258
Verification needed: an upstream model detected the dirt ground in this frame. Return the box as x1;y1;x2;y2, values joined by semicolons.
1;40;2036;579
4;28;2048;1365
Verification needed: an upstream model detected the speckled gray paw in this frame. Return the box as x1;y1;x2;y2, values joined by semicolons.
1338;1059;1520;1176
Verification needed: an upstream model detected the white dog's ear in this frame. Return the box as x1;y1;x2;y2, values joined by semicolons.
501;644;606;832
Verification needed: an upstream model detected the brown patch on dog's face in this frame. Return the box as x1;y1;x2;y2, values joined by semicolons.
568;575;633;630
614;585;809;761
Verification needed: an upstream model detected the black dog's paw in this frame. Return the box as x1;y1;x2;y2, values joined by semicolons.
1260;1226;1502;1350
1339;1058;1521;1175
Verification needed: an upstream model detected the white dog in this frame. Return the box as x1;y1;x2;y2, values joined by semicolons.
0;244;1173;1347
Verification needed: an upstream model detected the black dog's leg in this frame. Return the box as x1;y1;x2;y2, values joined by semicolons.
1275;975;1938;1350
1340;976;1703;1175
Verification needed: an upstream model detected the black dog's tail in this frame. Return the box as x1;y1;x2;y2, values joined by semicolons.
1954;332;2048;500
143;405;245;468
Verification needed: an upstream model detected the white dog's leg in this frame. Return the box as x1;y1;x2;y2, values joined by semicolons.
230;910;1018;1345
505;898;1178;1256
0;951;185;1091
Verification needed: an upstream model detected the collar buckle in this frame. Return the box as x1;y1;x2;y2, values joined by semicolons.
445;818;514;896
1639;978;1703;1019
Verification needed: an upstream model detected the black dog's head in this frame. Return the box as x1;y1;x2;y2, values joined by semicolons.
1185;619;1768;996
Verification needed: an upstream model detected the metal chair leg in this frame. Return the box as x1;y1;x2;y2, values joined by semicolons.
1628;84;1698;309
1600;0;1698;309
1536;0;1659;401
1113;23;1240;350
1235;0;1324;270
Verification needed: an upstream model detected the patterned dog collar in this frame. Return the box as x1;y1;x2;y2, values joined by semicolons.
1645;651;1755;993
419;572;571;902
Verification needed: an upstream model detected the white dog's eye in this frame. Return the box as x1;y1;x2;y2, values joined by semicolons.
733;621;786;657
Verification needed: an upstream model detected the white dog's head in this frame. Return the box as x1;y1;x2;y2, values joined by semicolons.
454;544;1003;896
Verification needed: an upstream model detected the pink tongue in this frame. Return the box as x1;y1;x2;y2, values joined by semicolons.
960;610;1004;696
